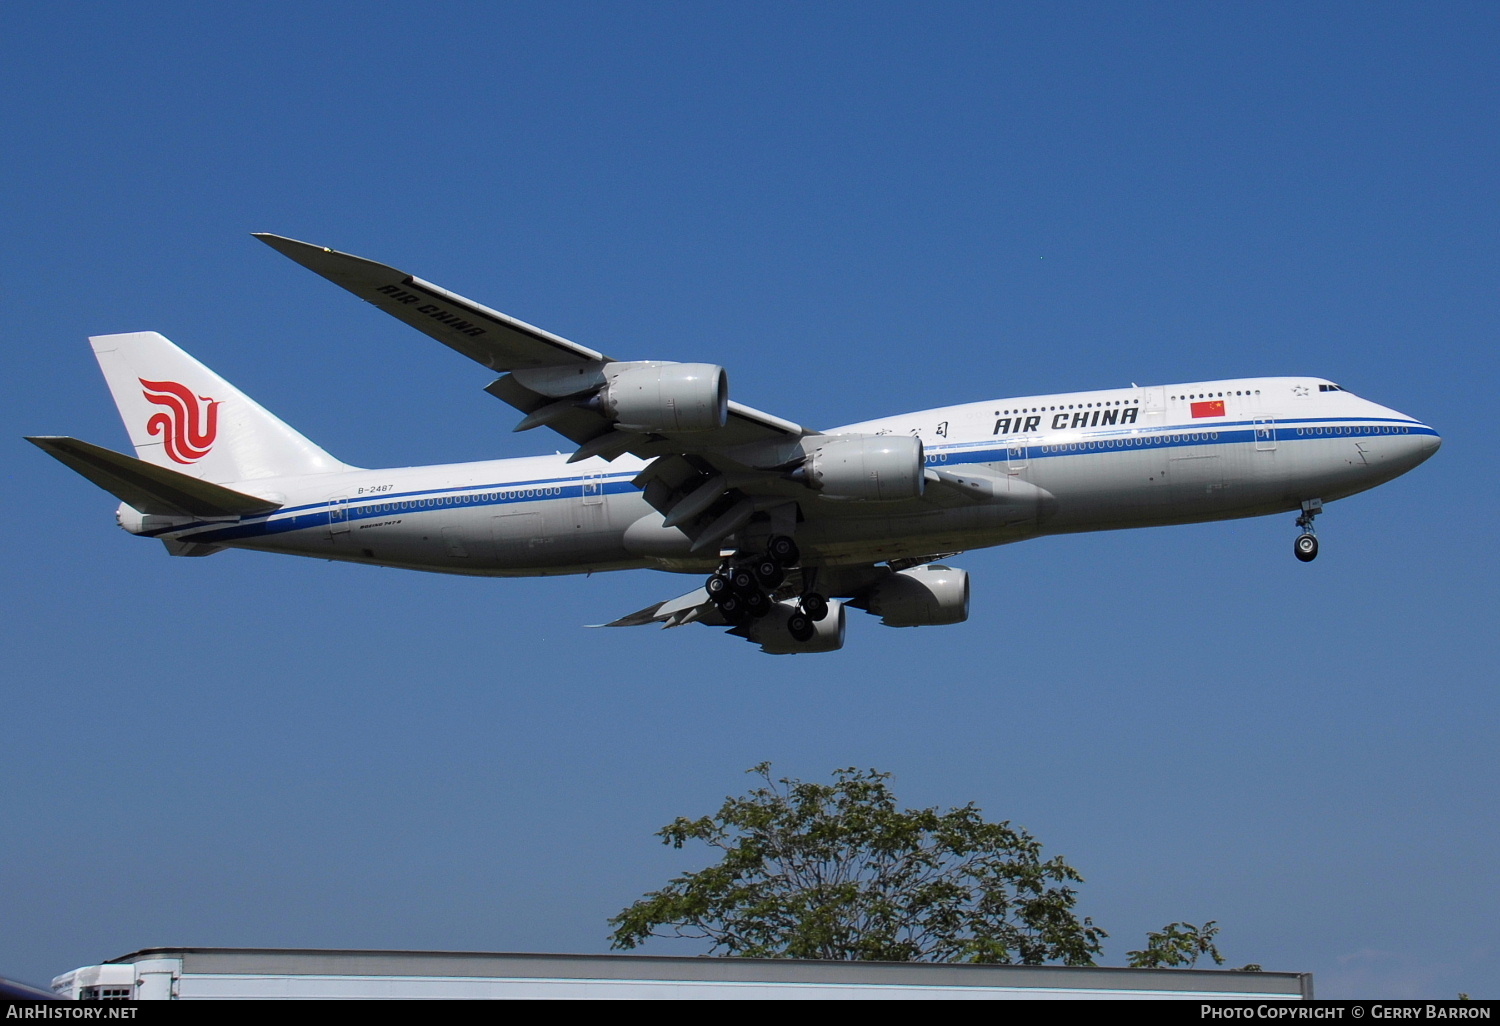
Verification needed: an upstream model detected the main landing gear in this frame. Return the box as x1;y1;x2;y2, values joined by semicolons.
706;535;829;639
1293;498;1322;563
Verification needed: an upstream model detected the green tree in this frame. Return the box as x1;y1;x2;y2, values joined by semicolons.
1128;921;1262;972
609;764;1107;964
1127;921;1226;969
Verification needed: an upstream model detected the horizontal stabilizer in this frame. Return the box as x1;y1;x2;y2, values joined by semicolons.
27;436;283;517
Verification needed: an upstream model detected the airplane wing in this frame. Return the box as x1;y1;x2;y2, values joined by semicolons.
254;234;804;455
258;236;1008;559
254;234;610;372
595;586;726;629
258;234;832;554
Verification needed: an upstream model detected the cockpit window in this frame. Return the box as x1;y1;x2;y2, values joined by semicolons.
1319;384;1342;392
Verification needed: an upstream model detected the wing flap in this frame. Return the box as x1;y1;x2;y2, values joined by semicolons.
28;436;282;517
596;586;726;629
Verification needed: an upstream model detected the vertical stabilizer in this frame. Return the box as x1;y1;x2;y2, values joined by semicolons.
89;331;354;482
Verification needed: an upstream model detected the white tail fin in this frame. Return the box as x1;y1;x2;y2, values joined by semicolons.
89;331;354;483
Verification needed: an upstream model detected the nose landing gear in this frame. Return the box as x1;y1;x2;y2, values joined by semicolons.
1294;533;1319;562
1293;498;1322;562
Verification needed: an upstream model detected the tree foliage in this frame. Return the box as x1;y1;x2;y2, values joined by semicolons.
1127;920;1226;969
609;764;1107;964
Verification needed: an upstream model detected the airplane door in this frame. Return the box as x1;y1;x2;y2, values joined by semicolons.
327;496;350;541
1254;419;1277;451
580;473;606;532
1006;438;1029;475
1141;385;1166;425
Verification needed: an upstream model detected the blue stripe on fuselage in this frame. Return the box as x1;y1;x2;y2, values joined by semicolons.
148;474;641;542
928;416;1435;466
156;417;1437;543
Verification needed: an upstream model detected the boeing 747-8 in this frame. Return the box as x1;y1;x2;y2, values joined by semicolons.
28;235;1441;652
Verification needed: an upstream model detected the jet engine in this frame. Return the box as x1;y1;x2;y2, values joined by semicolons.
858;565;969;627
738;599;846;654
795;435;924;501
599;363;728;433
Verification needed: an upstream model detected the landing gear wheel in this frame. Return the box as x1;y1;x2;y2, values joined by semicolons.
728;565;758;593
705;573;730;598
1291;499;1323;563
787;612;815;642
800;592;830;622
752;558;785;589
744;590;772;618
715;591;750;623
767;535;800;566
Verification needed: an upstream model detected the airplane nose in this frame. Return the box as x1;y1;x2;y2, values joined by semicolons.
1372;412;1440;478
1395;424;1441;474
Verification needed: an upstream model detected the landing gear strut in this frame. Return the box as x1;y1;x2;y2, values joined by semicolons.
1294;498;1322;563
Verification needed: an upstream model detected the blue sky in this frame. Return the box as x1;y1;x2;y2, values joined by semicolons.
2;2;1495;998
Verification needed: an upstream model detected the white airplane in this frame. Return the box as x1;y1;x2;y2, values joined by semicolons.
29;235;1441;653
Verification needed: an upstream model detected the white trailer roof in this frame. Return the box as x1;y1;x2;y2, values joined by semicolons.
57;948;1313;1000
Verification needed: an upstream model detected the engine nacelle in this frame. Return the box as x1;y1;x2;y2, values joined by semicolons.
601;363;728;433
860;565;969;627
739;599;846;654
798;435;924;501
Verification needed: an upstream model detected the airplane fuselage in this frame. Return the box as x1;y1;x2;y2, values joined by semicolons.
121;375;1440;577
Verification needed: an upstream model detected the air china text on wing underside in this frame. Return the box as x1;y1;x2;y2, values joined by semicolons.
27;236;1440;653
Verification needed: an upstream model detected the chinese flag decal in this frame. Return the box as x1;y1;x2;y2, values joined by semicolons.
1191;400;1226;418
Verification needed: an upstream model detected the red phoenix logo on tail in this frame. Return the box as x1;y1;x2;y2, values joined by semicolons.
140;378;220;464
